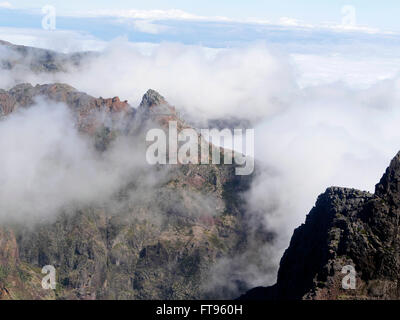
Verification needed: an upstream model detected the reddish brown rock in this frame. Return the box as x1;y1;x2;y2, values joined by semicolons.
1;83;133;135
99;97;129;113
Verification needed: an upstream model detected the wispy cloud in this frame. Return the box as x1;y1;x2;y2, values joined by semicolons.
277;16;382;34
63;8;388;36
71;8;232;22
117;18;171;35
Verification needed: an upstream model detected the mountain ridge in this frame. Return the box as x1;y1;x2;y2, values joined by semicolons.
0;81;262;300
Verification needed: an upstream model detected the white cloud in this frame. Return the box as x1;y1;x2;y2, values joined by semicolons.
278;17;310;27
0;39;296;120
74;8;231;22
59;7;391;36
323;22;381;34
277;16;381;34
0;98;163;224
292;53;400;89
58;42;296;121
118;19;171;35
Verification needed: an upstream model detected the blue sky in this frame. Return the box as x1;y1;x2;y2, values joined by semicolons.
4;0;400;32
1;0;400;49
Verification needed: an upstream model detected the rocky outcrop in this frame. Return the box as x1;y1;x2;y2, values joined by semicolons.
0;83;134;143
241;152;400;300
139;89;168;110
137;89;186;131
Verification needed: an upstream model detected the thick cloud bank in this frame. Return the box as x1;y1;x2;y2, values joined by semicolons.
0;41;297;121
0;99;154;223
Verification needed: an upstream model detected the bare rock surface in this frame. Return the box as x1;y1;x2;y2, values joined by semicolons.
241;152;400;300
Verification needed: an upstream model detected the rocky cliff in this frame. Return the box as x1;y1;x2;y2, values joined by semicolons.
241;152;400;300
0;82;260;299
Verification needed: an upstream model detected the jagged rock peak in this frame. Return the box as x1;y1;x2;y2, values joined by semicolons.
137;89;180;127
139;89;167;109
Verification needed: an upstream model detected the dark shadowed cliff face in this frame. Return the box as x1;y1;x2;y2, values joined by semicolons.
241;152;400;300
0;83;262;300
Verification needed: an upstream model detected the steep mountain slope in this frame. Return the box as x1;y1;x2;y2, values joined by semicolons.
0;83;261;299
241;152;400;300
